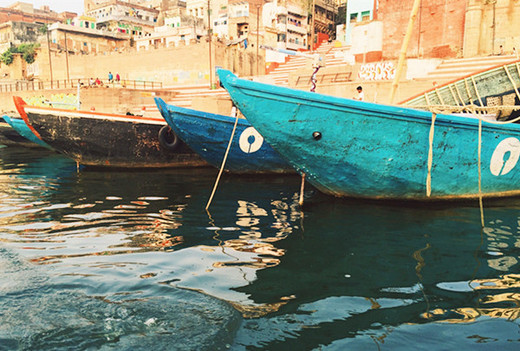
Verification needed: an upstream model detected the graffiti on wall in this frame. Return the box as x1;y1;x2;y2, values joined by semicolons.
358;62;395;81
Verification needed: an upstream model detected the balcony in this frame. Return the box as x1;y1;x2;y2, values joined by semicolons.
287;23;306;35
276;23;287;32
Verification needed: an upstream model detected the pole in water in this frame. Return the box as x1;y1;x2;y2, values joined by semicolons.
299;173;306;206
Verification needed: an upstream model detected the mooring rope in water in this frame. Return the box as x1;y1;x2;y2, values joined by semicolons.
205;106;239;211
299;173;306;206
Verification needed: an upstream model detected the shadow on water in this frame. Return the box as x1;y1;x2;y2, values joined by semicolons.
1;146;520;350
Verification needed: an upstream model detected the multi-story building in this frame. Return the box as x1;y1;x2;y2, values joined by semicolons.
0;1;77;25
310;0;337;47
344;0;374;45
286;2;307;50
47;21;130;54
85;0;159;35
228;0;264;41
263;0;307;51
134;23;205;50
0;21;44;52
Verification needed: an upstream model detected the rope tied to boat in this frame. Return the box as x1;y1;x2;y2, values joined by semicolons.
205;105;239;211
423;104;486;226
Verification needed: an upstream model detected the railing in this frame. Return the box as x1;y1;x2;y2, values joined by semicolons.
0;78;163;93
295;72;352;86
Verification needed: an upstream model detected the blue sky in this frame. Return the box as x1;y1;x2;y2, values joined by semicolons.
0;0;84;14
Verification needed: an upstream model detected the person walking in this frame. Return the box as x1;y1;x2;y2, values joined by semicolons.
108;72;113;83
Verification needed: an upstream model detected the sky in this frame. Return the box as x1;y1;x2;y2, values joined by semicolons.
0;0;85;14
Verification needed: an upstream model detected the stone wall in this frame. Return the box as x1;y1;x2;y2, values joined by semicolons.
464;0;520;57
30;41;264;86
0;87;176;114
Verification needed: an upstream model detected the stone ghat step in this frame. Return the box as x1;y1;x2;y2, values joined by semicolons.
439;55;517;66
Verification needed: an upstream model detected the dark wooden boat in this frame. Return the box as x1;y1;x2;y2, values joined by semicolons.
13;96;208;168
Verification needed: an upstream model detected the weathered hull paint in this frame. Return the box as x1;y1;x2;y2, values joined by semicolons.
154;97;294;174
2;115;51;149
218;69;520;201
14;97;208;168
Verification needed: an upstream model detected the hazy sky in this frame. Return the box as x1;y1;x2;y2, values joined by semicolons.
0;0;84;14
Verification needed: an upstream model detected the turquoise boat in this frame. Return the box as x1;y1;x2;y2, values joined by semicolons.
218;69;520;200
154;97;293;174
2;115;51;149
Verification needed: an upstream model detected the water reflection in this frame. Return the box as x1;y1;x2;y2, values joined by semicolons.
1;146;520;349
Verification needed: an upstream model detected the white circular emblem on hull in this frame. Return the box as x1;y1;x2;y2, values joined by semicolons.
490;137;520;176
239;127;264;154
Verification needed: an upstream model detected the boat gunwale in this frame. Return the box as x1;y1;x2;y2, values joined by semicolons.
156;98;249;127
23;105;166;124
223;72;520;134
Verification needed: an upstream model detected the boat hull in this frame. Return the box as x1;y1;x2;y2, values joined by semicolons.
218;69;520;200
15;98;207;168
2;115;51;149
154;97;294;174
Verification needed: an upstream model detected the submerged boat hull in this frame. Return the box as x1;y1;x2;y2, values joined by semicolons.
154;97;293;174
218;69;520;200
14;97;207;168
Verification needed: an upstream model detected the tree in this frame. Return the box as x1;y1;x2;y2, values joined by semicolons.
15;44;40;64
1;49;13;65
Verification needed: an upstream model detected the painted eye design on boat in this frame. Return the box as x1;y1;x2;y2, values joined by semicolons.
312;131;322;140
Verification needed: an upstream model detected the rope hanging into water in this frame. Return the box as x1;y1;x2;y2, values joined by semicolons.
299;173;306;206
423;104;486;226
205;106;239;211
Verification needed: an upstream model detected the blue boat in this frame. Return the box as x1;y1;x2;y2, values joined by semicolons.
218;68;520;200
2;115;52;149
154;97;294;174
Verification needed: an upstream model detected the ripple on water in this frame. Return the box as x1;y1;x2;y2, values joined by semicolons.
0;247;241;350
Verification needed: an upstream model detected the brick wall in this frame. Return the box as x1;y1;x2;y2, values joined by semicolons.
378;0;466;59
